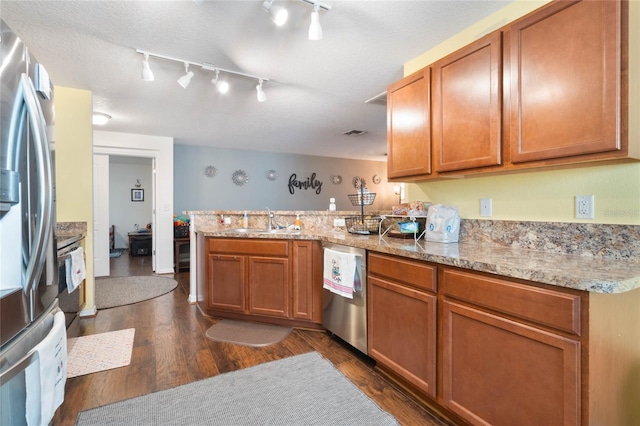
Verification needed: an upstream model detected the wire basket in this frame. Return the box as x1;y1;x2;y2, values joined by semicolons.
347;192;376;206
345;216;382;235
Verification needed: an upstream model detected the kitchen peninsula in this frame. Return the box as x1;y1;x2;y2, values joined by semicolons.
190;210;640;426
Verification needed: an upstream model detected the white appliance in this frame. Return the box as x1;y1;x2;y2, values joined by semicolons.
0;19;66;425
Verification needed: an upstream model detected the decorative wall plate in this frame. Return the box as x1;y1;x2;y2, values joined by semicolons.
204;165;217;178
353;176;366;189
232;169;248;186
332;175;342;185
372;174;381;184
266;169;277;181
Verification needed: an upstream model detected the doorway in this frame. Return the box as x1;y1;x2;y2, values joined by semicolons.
93;153;157;277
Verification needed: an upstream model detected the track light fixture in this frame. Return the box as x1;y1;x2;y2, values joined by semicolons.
262;0;288;26
211;69;230;94
308;5;322;41
300;1;331;40
141;53;154;81
177;62;194;88
256;79;267;103
135;49;269;102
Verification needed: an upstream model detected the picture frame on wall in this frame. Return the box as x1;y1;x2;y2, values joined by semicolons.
131;188;144;202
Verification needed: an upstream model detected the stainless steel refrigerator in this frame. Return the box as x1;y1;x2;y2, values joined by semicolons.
0;19;65;425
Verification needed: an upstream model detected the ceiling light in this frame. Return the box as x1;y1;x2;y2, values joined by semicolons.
262;0;288;26
135;50;269;100
177;62;194;88
211;70;229;94
299;0;331;40
256;79;267;102
141;53;154;81
308;5;322;41
92;112;111;126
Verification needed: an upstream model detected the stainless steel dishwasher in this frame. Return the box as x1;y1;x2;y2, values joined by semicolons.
321;242;367;355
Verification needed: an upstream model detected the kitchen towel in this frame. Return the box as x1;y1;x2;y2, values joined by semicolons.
323;248;357;299
65;246;86;293
25;310;67;426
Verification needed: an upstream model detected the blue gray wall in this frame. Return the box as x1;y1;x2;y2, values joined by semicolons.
174;144;396;213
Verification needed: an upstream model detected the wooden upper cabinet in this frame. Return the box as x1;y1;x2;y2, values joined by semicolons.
508;0;623;163
387;68;431;179
432;31;502;172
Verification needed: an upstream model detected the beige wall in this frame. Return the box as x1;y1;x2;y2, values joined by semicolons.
404;0;640;225
55;86;95;312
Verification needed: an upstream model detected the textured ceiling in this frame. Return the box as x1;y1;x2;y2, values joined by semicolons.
2;0;511;161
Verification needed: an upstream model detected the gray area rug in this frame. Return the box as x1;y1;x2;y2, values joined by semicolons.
96;276;177;309
76;351;399;426
205;319;292;347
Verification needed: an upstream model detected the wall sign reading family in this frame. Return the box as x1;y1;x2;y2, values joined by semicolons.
131;188;144;202
288;173;323;195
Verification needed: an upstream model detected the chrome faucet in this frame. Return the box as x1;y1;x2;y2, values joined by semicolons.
266;207;275;230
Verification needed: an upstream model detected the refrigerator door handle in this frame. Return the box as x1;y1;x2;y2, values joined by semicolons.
19;73;53;296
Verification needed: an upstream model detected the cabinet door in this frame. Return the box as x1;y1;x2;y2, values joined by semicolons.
432;31;502;172
291;241;317;321
207;254;245;312
248;256;290;318
368;276;436;398
387;68;431;179
441;300;580;426
509;0;622;163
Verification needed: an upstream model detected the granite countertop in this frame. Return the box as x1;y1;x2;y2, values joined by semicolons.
198;227;640;295
57;222;87;249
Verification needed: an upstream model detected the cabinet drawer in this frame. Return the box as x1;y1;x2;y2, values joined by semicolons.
368;252;436;292
208;238;289;256
441;268;581;336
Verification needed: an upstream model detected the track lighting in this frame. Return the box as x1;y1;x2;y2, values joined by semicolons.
256;79;267;103
262;0;288;27
299;1;331;40
141;53;154;81
135;50;269;102
177;62;194;88
308;5;322;41
211;70;229;94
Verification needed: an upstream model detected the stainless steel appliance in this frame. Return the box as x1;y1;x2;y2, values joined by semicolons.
321;243;367;355
0;19;64;425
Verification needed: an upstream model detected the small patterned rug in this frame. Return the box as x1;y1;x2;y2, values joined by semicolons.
67;328;135;378
205;320;291;347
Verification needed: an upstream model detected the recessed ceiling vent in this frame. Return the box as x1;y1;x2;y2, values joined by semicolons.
343;129;367;136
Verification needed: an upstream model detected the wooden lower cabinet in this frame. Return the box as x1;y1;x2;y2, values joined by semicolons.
248;256;289;318
439;267;584;426
203;237;321;325
207;253;245;312
441;300;580;426
291;240;321;321
368;253;437;398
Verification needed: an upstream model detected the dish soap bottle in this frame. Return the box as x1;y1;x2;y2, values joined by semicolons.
242;211;249;229
294;214;301;231
329;198;336;212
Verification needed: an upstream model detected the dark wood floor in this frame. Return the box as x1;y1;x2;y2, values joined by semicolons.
55;252;449;426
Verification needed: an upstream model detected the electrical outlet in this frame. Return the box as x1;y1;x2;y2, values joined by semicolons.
333;218;346;227
480;198;492;217
575;195;595;219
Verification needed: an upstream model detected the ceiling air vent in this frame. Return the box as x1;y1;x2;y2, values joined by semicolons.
343;130;367;136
